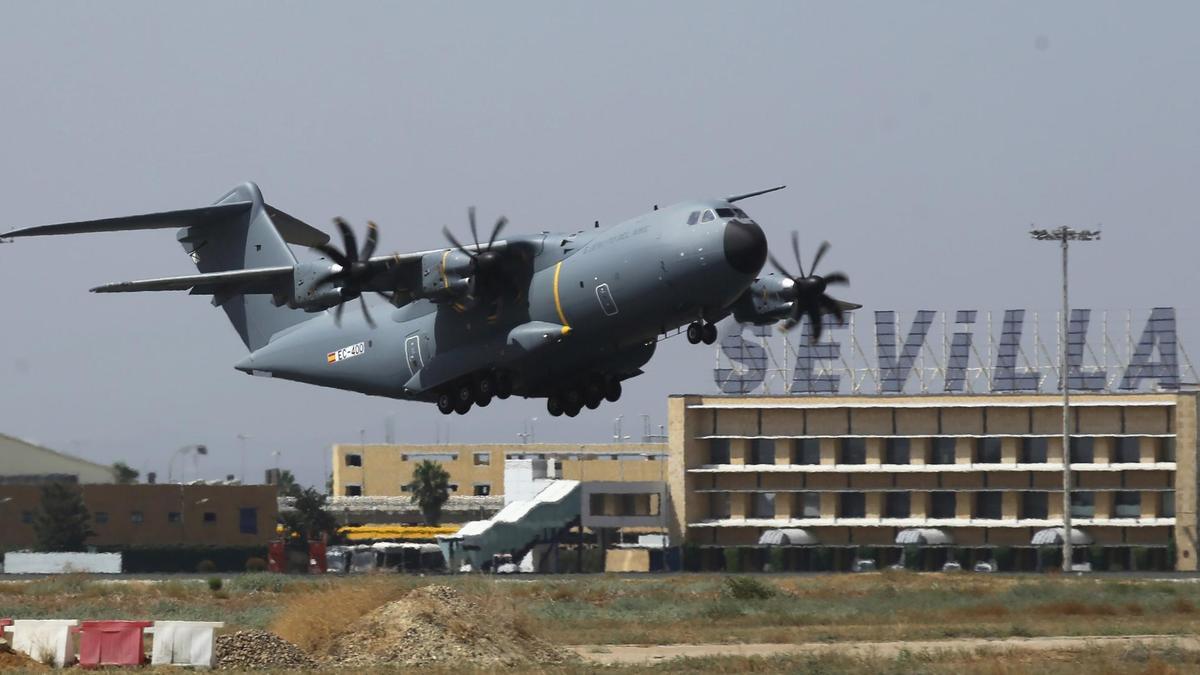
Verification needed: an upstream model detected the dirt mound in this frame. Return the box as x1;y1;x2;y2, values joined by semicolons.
0;644;49;671
215;629;318;670
326;584;571;668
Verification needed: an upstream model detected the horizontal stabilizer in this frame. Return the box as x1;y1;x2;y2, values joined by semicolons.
90;266;294;295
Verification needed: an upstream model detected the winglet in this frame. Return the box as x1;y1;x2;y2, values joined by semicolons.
727;185;786;203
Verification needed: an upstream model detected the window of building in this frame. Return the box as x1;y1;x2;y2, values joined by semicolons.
686;211;700;225
709;492;731;519
1020;492;1048;519
449;484;459;493
975;492;1003;520
1114;437;1140;463
931;437;956;465
975;438;1002;464
239;507;258;535
1069;437;1095;464
839;438;866;464
94;511;108;525
884;492;911;518
798;492;821;518
345;485;363;497
131;511;144;524
474;484;491;496
473;452;491;466
202;512;217;524
1159;438;1176;462
752;492;776;518
1161;491;1176;518
708;439;731;464
20;510;33;524
1070;491;1095;518
1021;438;1048;463
930;492;956;519
794;438;821;465
700;210;715;223
884;438;910;464
839;492;866;518
749;439;776;465
167;512;182;524
401;453;458;462
345;453;362;467
1113;491;1141;518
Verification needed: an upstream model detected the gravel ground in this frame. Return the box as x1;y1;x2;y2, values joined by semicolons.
216;629;318;670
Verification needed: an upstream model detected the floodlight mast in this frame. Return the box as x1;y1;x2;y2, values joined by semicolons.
1029;225;1100;572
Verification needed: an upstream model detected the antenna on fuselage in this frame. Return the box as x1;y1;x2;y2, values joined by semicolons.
727;185;787;203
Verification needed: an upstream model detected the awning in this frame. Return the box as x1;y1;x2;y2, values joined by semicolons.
1031;527;1093;546
896;528;954;546
758;528;820;546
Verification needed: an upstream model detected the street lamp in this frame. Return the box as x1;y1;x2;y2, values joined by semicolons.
168;444;208;483
1029;225;1101;573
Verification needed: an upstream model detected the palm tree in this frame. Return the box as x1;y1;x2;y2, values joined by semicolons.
410;460;451;525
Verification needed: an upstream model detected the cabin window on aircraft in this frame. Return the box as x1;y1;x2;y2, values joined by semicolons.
700;210;715;223
715;208;736;218
687;211;700;225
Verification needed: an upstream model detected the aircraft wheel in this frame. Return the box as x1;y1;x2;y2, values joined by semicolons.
547;395;564;417
564;388;583;411
475;374;495;404
476;393;492;407
584;380;604;409
495;371;512;399
604;379;622;403
701;322;718;345
437;391;455;415
454;398;472;414
565;402;582;417
686;321;703;344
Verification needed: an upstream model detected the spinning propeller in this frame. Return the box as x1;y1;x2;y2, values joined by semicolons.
313;218;392;328
768;233;850;341
442;207;522;301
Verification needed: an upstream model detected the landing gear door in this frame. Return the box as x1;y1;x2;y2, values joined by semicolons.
405;332;424;377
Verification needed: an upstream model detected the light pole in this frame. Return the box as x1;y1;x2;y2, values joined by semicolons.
1030;225;1100;572
237;434;251;484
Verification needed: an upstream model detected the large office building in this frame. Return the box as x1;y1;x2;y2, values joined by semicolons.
668;392;1194;571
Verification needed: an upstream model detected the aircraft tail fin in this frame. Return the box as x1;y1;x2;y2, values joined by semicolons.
179;183;315;351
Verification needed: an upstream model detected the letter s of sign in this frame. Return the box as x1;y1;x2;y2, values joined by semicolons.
715;325;767;394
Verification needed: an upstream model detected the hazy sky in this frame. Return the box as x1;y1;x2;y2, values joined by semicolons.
1;3;1197;489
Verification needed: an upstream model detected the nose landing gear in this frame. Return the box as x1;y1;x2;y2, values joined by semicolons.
686;321;717;345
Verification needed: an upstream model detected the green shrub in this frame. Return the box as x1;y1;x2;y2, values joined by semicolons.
207;577;223;592
196;559;217;573
723;548;741;573
723;576;777;600
245;557;268;573
228;572;292;594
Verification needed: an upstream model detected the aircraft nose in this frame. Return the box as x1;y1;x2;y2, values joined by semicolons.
723;219;767;274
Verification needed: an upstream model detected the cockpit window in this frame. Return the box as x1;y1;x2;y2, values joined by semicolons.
715;208;736;218
700;210;715;223
733;208;749;218
687;211;700;225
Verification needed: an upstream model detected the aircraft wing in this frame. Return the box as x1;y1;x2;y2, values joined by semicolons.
90;266;295;295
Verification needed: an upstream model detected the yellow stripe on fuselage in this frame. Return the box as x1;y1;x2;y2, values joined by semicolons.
440;250;450;289
553;261;571;332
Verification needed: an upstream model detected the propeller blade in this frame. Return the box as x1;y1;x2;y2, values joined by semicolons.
823;271;849;286
810;241;830;275
468;206;481;251
361;221;379;260
820;295;845;325
313;243;349;267
768;253;793;279
334;218;359;263
807;307;824;343
359;295;376;328
487;216;508;250
442;226;475;259
791;231;806;278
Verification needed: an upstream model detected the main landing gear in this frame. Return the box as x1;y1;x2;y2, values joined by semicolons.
547;375;621;417
686;321;717;345
436;371;513;415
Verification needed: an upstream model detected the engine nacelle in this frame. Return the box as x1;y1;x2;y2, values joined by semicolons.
731;274;794;324
417;250;474;302
279;260;344;312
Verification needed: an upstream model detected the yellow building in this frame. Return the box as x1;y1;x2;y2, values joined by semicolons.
332;443;667;498
668;392;1195;571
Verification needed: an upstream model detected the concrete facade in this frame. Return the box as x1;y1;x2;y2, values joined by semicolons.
0;434;116;484
332;443;666;498
669;392;1197;571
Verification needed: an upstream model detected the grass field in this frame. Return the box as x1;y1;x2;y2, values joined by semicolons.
3;572;1200;672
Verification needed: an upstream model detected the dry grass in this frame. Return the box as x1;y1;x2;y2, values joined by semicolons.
269;576;415;654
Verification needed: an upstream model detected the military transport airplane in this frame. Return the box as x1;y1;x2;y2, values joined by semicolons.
2;183;856;417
